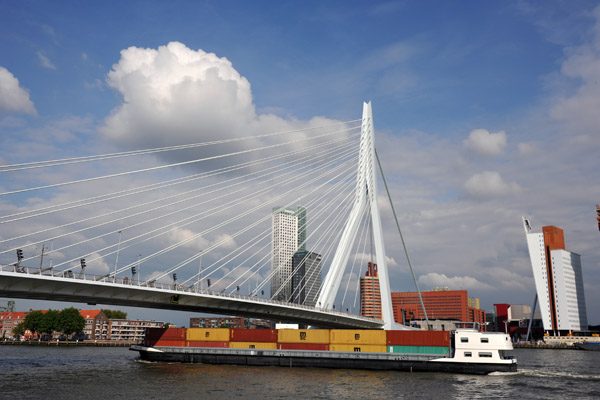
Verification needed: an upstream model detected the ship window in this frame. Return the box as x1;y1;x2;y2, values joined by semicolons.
478;352;493;358
464;352;472;357
460;337;468;343
480;338;489;343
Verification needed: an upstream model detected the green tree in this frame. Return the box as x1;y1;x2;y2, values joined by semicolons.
12;321;25;337
58;307;85;336
39;309;60;335
102;309;127;319
23;310;45;334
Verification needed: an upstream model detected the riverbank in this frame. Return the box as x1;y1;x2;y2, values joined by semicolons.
514;342;579;350
0;340;139;347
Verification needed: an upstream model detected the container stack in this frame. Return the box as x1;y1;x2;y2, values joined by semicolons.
144;327;186;347
386;330;450;355
230;328;278;349
186;328;230;348
329;329;387;353
145;327;452;355
277;329;330;350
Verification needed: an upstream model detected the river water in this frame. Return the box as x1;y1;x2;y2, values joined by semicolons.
1;346;599;399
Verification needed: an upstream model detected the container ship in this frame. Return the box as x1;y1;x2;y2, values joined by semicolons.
130;323;517;375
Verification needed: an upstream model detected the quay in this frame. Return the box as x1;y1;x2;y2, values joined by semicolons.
0;340;138;347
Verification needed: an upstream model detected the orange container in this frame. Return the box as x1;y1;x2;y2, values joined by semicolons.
330;344;386;353
229;342;277;349
277;329;330;344
186;341;229;348
329;330;386;345
278;343;330;351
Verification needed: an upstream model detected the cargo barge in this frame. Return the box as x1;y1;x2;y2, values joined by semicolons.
131;324;517;375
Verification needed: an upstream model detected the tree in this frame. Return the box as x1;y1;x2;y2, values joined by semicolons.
12;322;25;337
23;310;45;334
58;307;85;336
39;309;60;335
102;309;127;319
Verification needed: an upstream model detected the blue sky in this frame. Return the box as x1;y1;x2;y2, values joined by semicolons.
1;1;600;327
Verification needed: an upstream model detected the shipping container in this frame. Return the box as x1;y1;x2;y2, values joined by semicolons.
229;341;277;349
230;329;277;343
329;330;386;345
386;330;450;346
186;341;229;348
145;328;186;346
186;328;230;342
277;343;330;351
329;344;386;353
277;329;330;344
152;340;186;347
387;345;449;355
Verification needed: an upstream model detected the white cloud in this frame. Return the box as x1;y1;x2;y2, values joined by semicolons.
0;66;36;115
37;51;56;70
463;129;507;157
100;42;344;164
418;272;494;291
463;171;522;199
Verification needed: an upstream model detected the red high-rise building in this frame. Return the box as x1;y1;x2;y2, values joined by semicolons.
360;262;382;319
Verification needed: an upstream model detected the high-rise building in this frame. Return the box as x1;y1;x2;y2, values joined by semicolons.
524;223;588;333
291;251;322;306
271;206;306;301
391;289;485;325
360;262;382;319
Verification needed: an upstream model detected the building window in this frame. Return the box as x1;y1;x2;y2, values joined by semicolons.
460;337;468;343
480;338;489;343
478;352;492;358
464;352;472;357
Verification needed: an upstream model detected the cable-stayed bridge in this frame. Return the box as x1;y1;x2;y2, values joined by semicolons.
0;103;409;329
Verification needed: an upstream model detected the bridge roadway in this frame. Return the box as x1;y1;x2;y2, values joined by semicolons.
0;269;383;329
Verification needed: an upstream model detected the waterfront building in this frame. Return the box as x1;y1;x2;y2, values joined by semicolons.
270;206;306;301
81;310;109;340
524;222;588;334
391;289;486;327
360;262;382;319
0;311;27;339
189;316;271;329
493;303;544;340
290;250;322;306
108;319;163;341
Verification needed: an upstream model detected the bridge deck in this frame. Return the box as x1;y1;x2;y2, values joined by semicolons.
0;268;383;329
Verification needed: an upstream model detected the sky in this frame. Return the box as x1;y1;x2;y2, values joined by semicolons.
1;0;599;328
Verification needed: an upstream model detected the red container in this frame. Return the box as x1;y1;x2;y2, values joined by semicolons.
386;330;450;346
152;339;186;347
187;341;229;348
145;328;186;343
278;343;330;351
230;329;278;343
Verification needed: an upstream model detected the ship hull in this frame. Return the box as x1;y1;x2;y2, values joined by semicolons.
131;345;517;375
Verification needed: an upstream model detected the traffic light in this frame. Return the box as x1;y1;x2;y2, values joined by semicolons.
173;273;177;281
132;266;137;275
16;249;24;261
80;258;86;269
207;279;211;287
236;286;240;292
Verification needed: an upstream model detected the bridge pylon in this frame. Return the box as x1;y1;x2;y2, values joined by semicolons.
316;102;397;330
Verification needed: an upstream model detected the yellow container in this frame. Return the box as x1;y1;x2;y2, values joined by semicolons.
229;342;277;349
277;329;330;344
186;328;230;342
330;344;386;353
329;330;386;345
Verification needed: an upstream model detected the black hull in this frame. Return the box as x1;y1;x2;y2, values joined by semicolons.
574;343;600;351
131;346;517;375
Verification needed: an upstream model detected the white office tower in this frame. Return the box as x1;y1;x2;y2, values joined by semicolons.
271;206;305;301
523;220;588;333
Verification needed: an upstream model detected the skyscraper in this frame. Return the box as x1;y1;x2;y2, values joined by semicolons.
524;222;588;333
360;262;382;319
270;206;306;301
291;251;322;306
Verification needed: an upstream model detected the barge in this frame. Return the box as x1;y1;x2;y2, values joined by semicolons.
131;324;517;375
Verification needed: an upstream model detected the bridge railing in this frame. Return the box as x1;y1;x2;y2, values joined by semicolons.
0;263;381;323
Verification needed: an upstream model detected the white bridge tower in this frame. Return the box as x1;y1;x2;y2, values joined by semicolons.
316;102;397;330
